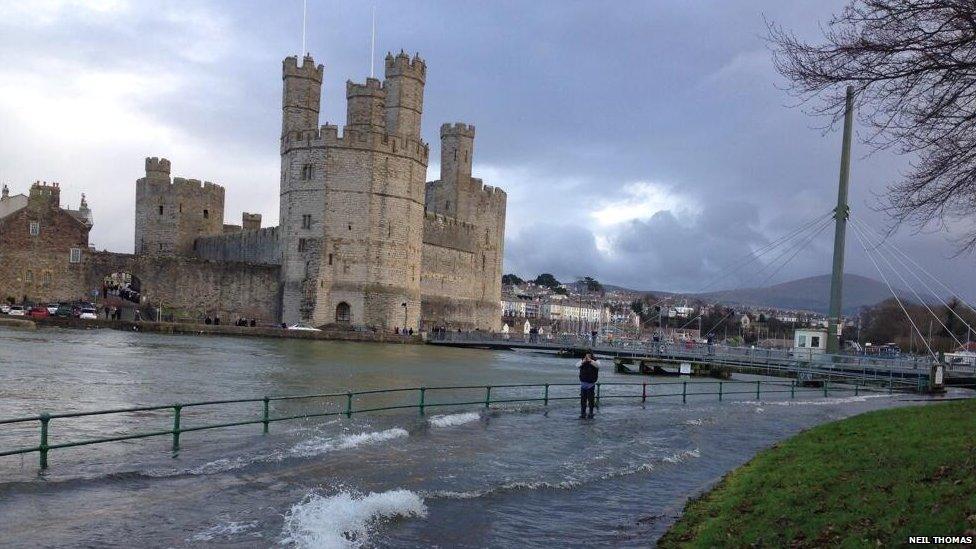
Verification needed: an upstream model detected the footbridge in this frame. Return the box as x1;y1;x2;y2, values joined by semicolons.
428;332;970;391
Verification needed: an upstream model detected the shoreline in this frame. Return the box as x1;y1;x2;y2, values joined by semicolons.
658;398;976;546
17;316;422;344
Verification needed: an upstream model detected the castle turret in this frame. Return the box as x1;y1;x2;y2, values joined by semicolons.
282;55;324;138
242;212;261;230
1;184;8;200
441;122;475;187
78;193;93;226
145;157;171;181
384;51;426;138
346;78;387;131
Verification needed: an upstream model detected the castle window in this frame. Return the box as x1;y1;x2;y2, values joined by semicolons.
203;209;210;219
454;149;457;161
69;248;81;264
465;151;468;162
179;204;183;213
348;223;352;231
301;214;312;229
328;253;333;266
335;302;351;323
298;238;307;252
25;269;33;282
29;221;39;236
158;205;164;215
446;200;450;211
301;164;314;180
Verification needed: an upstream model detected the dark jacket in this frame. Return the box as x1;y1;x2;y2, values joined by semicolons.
579;359;599;383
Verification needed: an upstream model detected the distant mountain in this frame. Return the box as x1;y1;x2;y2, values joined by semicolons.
695;273;904;314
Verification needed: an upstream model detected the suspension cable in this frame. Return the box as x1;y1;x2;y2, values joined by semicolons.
851;218;976;342
850;219;966;349
850;221;937;360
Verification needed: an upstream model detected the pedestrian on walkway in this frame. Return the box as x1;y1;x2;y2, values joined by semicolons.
578;353;599;419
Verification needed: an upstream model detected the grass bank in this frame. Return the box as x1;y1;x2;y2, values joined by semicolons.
661;399;976;547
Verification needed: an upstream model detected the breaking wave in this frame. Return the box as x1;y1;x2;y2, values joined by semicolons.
289;428;409;457
428;412;480;428
280;489;427;548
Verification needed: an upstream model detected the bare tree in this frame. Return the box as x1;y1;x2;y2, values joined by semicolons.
767;0;976;251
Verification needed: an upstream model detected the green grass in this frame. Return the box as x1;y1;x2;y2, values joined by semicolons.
660;399;976;547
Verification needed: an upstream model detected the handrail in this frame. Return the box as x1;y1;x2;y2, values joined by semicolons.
0;380;898;471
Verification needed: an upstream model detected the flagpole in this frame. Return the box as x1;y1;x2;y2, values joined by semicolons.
301;0;307;57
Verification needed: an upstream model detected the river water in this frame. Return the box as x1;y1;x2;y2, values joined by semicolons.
0;326;957;548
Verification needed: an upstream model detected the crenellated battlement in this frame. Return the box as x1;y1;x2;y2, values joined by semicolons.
281;124;429;163
440;122;475;138
283;55;324;82
145;157;171;176
171;177;223;191
384;51;426;82
346;78;385;97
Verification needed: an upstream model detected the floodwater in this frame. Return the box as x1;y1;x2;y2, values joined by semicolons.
0;326;960;548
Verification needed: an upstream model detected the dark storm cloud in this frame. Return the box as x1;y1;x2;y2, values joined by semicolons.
0;0;973;299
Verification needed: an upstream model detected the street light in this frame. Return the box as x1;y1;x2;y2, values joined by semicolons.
401;302;408;331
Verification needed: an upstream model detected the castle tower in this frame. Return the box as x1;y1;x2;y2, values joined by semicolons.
429;123;475;218
242;212;261;230
28;181;61;211
281;55;324;138
135;157;224;256
345;78;387;131
384;51;426;137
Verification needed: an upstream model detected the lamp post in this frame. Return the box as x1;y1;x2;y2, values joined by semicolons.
401;302;408;332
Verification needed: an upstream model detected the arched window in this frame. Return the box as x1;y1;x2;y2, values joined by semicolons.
335;302;351;323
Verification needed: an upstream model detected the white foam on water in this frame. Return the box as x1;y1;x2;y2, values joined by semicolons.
683;418;704;426
738;393;892;408
289;427;409;457
662;448;701;464
190;520;259;542
146;427;408;477
428;412;480;428
280;489;427;548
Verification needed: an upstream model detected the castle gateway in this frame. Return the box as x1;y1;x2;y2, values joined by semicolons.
135;51;506;331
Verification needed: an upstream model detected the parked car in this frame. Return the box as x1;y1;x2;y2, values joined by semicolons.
46;303;60;315
54;305;75;318
79;308;98;320
8;305;26;317
28;307;49;319
0;304;10;314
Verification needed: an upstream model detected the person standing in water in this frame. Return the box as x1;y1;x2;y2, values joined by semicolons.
578;353;599;419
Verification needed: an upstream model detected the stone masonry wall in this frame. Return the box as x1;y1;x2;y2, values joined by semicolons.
193;226;281;265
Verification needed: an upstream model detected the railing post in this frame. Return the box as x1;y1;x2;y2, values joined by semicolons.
543;384;549;406
756;380;761;400
172;404;182;453
485;386;492;409
419;387;426;416
790;380;795;399
823;381;829;398
39;413;50;470
596;383;601;408
345;392;353;418
718;381;723;402
682;381;687;404
262;397;270;434
641;382;647;403
854;384;859;396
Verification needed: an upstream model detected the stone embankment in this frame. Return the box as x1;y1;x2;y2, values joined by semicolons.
0;318;36;330
27;317;421;344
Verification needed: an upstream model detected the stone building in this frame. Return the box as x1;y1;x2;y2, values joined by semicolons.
0;182;92;302
192;50;506;331
0;49;506;331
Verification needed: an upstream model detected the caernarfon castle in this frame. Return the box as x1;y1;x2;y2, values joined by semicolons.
0;51;506;332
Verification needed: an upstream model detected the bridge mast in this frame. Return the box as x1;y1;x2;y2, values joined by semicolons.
827;86;855;353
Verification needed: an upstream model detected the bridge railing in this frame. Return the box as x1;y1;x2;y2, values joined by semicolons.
0;380;897;472
430;331;935;373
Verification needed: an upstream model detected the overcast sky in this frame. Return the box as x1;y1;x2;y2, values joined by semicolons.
1;0;973;300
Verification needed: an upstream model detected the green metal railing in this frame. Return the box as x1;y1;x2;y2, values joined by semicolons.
0;380;894;471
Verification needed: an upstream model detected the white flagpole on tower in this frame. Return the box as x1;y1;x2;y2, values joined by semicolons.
370;5;376;78
301;0;308;57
